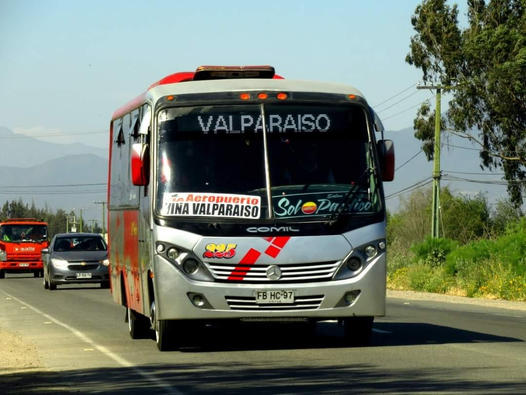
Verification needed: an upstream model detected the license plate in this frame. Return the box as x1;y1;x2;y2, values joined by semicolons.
255;290;294;304
19;263;29;267
76;272;92;279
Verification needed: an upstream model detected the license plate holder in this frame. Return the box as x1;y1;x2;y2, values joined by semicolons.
76;272;92;279
19;263;29;267
255;290;294;304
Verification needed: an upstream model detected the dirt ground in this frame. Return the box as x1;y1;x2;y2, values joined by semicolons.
0;328;44;374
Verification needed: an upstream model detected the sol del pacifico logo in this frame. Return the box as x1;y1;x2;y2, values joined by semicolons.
301;201;317;215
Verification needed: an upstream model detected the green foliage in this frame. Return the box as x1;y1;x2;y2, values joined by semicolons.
407;0;526;206
388;186;490;248
440;189;490;243
411;236;459;267
387;188;526;301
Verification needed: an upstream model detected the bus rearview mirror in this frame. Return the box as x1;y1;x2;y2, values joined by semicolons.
377;140;395;182
131;143;150;186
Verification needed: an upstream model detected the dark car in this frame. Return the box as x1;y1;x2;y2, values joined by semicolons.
42;233;109;290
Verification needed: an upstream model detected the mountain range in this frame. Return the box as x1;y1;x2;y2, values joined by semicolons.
0;126;510;224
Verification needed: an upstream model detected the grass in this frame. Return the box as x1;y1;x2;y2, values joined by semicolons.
387;224;526;301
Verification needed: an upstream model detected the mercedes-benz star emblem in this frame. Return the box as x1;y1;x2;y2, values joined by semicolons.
266;265;282;280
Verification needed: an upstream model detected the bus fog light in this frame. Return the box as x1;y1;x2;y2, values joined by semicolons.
365;245;377;258
344;290;361;305
166;247;179;260
346;257;362;271
188;293;205;307
156;243;166;254
182;258;199;274
378;241;386;250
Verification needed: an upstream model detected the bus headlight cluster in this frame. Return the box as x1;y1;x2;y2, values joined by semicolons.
333;239;386;281
155;241;213;281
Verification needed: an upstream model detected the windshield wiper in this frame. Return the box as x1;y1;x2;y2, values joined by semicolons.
325;168;372;226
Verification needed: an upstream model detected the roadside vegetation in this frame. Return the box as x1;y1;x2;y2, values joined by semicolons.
1;199;102;239
387;187;526;301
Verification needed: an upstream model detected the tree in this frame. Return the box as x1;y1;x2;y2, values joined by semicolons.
406;0;526;206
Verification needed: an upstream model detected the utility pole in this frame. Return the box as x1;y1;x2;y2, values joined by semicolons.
94;201;106;235
417;84;444;238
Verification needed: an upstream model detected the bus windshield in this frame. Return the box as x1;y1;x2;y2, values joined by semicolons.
156;103;381;221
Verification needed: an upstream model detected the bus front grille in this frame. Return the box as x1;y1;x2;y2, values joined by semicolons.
225;295;324;311
207;261;340;283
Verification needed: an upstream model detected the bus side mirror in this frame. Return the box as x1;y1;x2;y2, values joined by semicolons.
41;248;49;254
377;139;395;182
131;143;150;186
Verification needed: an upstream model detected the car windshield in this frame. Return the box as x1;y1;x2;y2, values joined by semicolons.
0;224;47;242
155;103;381;221
54;236;107;252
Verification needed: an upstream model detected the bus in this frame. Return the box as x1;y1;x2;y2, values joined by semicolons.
108;65;394;350
0;218;48;278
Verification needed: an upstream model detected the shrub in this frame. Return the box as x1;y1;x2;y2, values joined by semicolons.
411;237;459;268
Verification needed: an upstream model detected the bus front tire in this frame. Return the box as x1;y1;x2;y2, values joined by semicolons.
343;316;374;346
0;270;4;279
155;319;175;351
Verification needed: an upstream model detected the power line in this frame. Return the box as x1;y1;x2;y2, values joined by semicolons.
386;177;432;200
443;175;525;185
0;182;106;189
372;82;417;108
375;89;421;114
444;170;505;176
380;97;432;122
0;131;107;140
396;150;423;171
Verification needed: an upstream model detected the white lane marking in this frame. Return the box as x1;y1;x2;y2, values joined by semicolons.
372;328;392;334
1;290;182;395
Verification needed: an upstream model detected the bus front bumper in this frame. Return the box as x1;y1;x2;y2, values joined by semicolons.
154;254;386;321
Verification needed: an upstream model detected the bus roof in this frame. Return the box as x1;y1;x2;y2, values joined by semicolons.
112;69;366;120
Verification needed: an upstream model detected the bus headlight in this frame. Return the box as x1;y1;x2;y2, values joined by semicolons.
0;249;6;261
333;239;385;280
156;241;214;282
182;258;199;275
346;257;362;272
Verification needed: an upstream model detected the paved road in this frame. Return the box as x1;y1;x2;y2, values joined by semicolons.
1;274;525;394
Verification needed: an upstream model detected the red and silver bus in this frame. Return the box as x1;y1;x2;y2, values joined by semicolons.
108;65;394;350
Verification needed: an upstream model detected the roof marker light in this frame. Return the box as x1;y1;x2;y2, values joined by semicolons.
240;93;250;100
348;94;356;100
277;92;288;100
167;95;175;101
258;92;268;100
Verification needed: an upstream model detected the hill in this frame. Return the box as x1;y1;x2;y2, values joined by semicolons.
0;126;106;168
0;154;107;223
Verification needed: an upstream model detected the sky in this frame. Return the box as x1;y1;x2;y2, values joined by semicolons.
0;0;467;149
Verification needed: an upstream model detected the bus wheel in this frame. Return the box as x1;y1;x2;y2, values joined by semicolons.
343;316;374;346
155;319;175;351
0;270;4;279
33;271;40;278
127;307;149;339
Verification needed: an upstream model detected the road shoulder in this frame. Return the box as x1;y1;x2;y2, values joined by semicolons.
388;289;526;311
